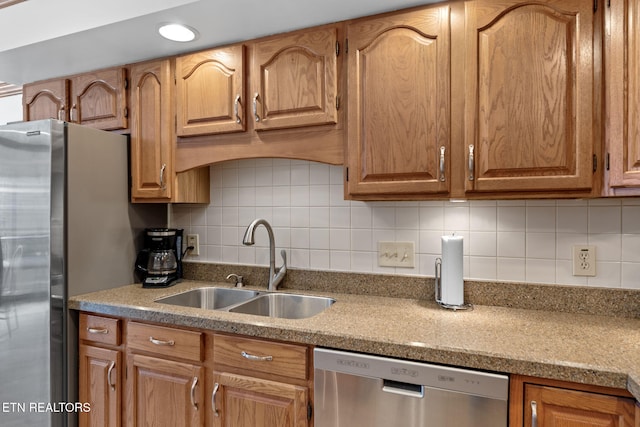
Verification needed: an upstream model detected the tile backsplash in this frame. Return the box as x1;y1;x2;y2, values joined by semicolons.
172;159;640;290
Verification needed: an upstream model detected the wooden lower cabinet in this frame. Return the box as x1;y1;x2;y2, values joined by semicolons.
78;313;123;427
510;375;637;427
79;344;121;427
211;372;309;427
126;353;204;427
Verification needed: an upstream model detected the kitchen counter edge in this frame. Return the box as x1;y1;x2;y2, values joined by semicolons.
69;280;640;401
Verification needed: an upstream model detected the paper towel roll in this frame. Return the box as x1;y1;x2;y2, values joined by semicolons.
441;234;464;306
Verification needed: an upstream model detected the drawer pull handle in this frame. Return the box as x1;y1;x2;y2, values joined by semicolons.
468;144;475;181
159;163;167;190
241;351;273;362
439;146;446;182
190;377;198;411
531;400;537;427
212;382;219;417
252;92;261;122
107;361;116;391
87;327;109;334
234;94;242;124
149;336;175;346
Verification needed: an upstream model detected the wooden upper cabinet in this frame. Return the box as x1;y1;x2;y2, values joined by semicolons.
129;59;174;201
176;45;246;136
23;78;70;122
23;68;128;130
605;0;640;193
250;26;339;131
71;67;128;130
464;0;595;194
346;5;450;197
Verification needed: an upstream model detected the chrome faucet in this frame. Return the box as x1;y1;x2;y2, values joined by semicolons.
242;218;287;291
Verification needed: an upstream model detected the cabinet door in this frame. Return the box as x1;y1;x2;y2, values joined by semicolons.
606;0;640;191
211;372;308;427
176;45;246;136
23;78;70;122
127;354;203;427
71;67;128;130
524;384;636;427
130;59;174;201
79;344;121;427
250;26;338;131
346;5;450;197
464;0;594;194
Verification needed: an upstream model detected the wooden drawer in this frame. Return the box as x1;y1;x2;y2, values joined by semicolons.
213;334;308;380
127;321;203;362
79;313;121;346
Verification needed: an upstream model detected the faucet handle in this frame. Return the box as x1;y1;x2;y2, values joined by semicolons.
226;273;244;287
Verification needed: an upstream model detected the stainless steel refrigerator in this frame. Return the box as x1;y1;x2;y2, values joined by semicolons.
0;119;163;427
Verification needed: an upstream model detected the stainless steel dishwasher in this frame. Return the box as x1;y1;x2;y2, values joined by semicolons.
314;348;509;427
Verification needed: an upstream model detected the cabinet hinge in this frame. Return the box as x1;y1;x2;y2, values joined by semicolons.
336;95;340;110
124;78;129;90
345;38;349;54
307;402;313;421
594;0;598;11
336;41;340;57
606;152;610;171
607;0;611;7
593;154;598;173
124;107;129;118
345;167;349;182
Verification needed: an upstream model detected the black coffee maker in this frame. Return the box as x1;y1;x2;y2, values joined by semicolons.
135;228;184;288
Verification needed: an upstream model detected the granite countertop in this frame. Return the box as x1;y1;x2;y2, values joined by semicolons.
69;279;640;401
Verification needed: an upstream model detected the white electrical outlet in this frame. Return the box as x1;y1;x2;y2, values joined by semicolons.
572;245;596;276
187;234;200;256
378;241;415;268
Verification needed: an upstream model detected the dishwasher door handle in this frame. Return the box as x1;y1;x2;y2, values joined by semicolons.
382;379;425;398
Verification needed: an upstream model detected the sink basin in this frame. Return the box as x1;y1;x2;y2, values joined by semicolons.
155;287;261;310
228;293;335;319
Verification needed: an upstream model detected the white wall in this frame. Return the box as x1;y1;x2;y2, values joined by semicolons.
0;94;22;124
173;159;640;290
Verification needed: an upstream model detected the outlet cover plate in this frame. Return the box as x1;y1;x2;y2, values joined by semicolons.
572;245;596;276
378;241;415;268
187;233;200;256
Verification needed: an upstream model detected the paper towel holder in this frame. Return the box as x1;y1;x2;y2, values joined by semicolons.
434;258;473;311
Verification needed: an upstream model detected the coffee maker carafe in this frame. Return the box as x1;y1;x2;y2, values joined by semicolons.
135;228;183;288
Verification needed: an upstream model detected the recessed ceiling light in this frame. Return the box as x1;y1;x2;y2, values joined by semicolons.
158;23;198;42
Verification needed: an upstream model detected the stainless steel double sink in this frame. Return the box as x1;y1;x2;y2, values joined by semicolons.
155;287;335;319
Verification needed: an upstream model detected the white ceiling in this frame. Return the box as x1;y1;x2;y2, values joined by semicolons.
0;0;432;85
